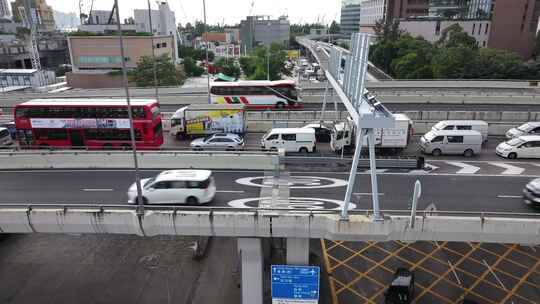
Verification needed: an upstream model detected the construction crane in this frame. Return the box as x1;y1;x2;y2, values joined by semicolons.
18;0;41;71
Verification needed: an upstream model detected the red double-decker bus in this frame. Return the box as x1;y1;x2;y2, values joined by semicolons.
14;99;163;149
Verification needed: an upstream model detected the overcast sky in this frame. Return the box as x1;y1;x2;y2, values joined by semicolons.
46;0;342;26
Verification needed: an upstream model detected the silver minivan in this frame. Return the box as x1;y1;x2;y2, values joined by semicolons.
420;130;482;157
432;120;489;142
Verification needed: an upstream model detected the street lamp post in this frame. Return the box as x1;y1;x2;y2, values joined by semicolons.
114;0;144;214
147;0;159;101
266;46;270;81
203;0;211;104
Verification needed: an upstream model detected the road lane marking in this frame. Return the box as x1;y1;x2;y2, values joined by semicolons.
497;195;522;199
216;190;245;193
446;161;480;174
425;163;439;171
489;162;525;175
81;188;114;192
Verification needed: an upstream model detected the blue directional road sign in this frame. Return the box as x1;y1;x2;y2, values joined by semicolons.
271;265;320;304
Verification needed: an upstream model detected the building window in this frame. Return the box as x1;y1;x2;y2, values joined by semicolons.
478;23;482;35
161;42;167;48
435;21;441;35
472;23;475;34
482;41;486;47
78;56;123;65
485;23;489;35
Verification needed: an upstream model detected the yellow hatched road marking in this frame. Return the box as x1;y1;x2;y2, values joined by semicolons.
499;257;540;304
320;240;338;304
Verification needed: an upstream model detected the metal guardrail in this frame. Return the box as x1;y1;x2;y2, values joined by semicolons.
0;148;275;155
0;203;538;220
281;156;422;169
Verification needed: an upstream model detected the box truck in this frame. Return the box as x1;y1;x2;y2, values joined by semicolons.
170;104;246;139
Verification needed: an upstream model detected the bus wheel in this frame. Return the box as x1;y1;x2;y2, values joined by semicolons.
39;143;49;150
103;143;113;150
276;102;286;109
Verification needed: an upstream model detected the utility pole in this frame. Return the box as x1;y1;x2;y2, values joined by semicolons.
147;0;159;101
203;0;211;104
114;0;144;215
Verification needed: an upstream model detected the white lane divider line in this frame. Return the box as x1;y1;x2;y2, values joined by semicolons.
489;162;525;175
446;162;480;174
497;195;522;199
363;169;388;174
216;190;245;193
81;188;114;192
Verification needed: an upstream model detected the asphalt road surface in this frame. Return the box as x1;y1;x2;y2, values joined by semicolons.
0;169;537;213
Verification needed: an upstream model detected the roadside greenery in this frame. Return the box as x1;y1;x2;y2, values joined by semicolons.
131;54;185;86
214;58;241;79
183;57;205;77
370;21;540;80
239;43;292;81
178;45;215;62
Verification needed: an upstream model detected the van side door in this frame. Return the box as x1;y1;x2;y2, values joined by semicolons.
446;135;464;154
518;141;540;158
282;133;297;152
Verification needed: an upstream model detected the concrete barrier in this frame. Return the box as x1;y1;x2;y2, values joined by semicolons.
0;151;278;170
0;206;539;244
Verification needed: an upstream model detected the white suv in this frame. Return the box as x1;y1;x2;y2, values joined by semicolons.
127;170;216;205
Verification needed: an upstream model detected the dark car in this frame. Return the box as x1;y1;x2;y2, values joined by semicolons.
303;123;332;143
0;122;16;139
385;268;415;304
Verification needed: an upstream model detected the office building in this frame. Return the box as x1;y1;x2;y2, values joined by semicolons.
66;35;175;88
399;0;540;59
134;1;178;60
86;10;116;25
340;0;361;35
359;0;429;33
0;0;10;18
239;15;290;52
11;0;56;32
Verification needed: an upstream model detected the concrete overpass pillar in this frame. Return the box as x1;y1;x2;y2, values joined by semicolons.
238;238;263;304
286;238;310;265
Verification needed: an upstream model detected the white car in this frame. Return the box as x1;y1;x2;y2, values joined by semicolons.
496;135;540;159
127;170;216;205
505;122;540;139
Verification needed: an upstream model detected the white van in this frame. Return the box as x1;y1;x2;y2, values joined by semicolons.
261;128;316;153
496;135;540;159
0;127;13;147
420;130;482;157
505;122;540;139
432;120;489;142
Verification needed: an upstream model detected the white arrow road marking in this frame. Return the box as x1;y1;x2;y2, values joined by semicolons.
446;162;480;174
424;163;440;171
81;188;114;192
489;162;525;175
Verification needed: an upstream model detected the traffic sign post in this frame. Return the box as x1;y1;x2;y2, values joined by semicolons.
271;265;320;304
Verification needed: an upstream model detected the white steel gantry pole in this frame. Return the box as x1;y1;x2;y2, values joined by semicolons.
341;124;366;220
147;0;159;102
114;0;144;215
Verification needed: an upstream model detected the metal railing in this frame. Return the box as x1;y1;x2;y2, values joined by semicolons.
0;203;538;220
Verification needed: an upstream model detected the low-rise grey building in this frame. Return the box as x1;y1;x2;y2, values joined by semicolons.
240;15;290;52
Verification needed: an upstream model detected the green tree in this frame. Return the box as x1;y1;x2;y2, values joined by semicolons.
240;43;291;80
431;46;477;78
131;54;184;86
329;21;340;34
183;57;204;77
471;48;523;79
437;24;477;49
214;58;241;78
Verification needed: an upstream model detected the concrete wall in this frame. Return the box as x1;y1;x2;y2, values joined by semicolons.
0;151;278;170
1;207;539;244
